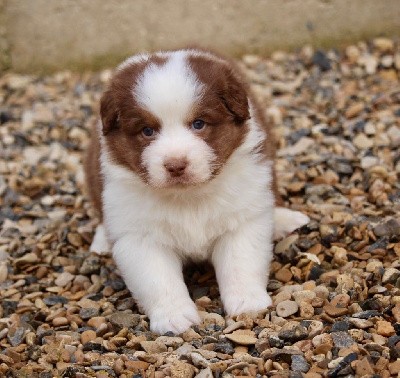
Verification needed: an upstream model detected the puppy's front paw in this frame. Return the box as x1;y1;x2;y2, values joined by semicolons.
150;301;201;335
274;207;310;240
223;290;272;316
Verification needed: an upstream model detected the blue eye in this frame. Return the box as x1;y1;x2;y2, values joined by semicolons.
142;127;154;137
192;119;205;130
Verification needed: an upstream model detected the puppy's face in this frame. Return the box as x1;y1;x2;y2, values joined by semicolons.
101;51;250;188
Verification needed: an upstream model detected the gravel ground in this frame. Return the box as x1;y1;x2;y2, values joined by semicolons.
0;38;400;377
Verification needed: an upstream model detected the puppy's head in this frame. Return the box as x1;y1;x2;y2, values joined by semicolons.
101;50;250;188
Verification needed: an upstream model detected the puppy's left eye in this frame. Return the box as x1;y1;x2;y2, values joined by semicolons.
142;127;155;137
191;119;205;130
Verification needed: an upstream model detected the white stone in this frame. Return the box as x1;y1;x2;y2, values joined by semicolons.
276;300;298;318
353;133;373;149
55;272;74;287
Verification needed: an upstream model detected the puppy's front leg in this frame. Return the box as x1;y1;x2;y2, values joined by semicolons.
212;216;273;316
112;235;200;334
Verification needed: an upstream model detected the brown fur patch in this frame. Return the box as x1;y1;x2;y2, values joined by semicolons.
186;54;250;174
188;50;281;203
101;55;166;181
83;122;103;218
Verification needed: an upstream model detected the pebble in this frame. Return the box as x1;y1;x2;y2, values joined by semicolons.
360;156;379;169
273;291;292;305
345;45;360;63
292;290;316;304
223;321;245;334
291;354;310;373
182;328;202;341
140;340;168;354
202;312;225;329
389;360;400;375
278;321;308;342
376;320;395;337
395;53;400;70
355;357;374;377
277;137;314;156
275;267;293;282
156;336;184;348
360;53;378;74
55;271;74;287
382;267;400;284
353;133;373;149
53;317;69;327
299;302;314;319
374;219;400;237
345;102;364;118
80;255;101;274
275;234;299;254
373;37;394;52
14;253;38;267
81;330;97;344
87;316;106;329
225;330;257;345
0;262;8;283
348;318;373;329
195;367;213;378
276;300;299;318
331;332;355;348
108;312;141;329
7;326;27;347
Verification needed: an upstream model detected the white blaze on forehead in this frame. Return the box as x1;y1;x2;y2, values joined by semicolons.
117;53;150;71
133;51;204;123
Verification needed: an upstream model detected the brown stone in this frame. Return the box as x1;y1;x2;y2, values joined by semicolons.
389;360;400;375
170;361;196;378
345;102;364;118
392;303;400;322
314;343;332;355
355;357;374;376
275;267;293;283
124;360;150;371
225;330;257;345
376;320;395;337
323;303;348;317
375;357;389;373
330;294;350;307
87;316;106;329
299;302;314;319
140;340;168;354
81;330;96;344
53;317;69;326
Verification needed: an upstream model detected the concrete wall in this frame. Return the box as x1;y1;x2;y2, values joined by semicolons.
2;0;400;73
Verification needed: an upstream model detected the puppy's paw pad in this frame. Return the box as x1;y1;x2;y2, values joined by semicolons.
223;292;272;316
274;208;310;239
90;224;111;255
150;302;200;335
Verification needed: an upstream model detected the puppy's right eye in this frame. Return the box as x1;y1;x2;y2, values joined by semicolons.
142;127;155;137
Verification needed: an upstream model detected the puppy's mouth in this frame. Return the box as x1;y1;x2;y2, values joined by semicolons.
145;172;212;189
164;174;206;188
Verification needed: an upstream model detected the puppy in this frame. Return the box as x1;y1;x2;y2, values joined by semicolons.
84;49;309;334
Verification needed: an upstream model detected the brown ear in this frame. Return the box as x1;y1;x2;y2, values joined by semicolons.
219;67;250;124
100;90;119;135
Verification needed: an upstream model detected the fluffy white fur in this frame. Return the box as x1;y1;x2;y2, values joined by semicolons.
90;51;309;334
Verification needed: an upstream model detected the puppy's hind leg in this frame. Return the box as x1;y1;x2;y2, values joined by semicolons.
274;207;310;240
90;224;111;255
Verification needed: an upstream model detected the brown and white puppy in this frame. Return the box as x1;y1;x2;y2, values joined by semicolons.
85;49;309;334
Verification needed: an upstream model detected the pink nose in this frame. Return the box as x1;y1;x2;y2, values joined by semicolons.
164;158;188;177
